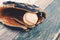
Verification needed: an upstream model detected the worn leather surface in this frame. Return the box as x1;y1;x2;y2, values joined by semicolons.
0;0;60;40
17;0;60;40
